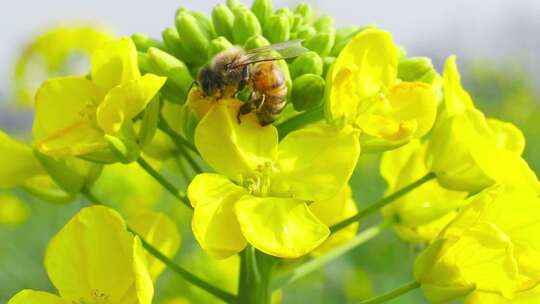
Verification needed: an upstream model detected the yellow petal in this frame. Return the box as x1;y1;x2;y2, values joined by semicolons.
90;37;141;91
33;76;106;156
96;74;166;134
195;102;278;182
187;173;248;258
45;205;153;304
327;27;398;121
309;185;359;254
427;109;496;192
272;123;360;201
0;131;44;188
443;55;475;116
0;194;29;225
487;119;525;155
382;82;437;138
129;211;181;281
235;195;329;258
7;290;68;304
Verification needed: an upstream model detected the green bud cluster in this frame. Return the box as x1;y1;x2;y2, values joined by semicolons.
131;0;435;115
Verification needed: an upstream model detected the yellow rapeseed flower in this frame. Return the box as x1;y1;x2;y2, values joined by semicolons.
325;27;438;151
426;56;539;193
414;185;540;302
380;140;467;243
7;205;154;304
188;100;360;258
14;25;113;107
33;37;166;161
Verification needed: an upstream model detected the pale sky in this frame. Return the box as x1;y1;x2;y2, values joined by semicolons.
1;0;539;91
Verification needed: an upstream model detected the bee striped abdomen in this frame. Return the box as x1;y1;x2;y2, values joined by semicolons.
251;62;288;125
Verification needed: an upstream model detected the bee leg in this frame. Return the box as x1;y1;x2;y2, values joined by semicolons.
257;94;267;111
237;102;254;124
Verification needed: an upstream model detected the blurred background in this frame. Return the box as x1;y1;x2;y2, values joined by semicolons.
1;1;539;303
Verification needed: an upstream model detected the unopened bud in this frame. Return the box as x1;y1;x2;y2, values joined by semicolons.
208;36;233;58
137;52;151;74
131;33;165;52
289;51;323;78
291;74;325;111
294;3;312;23
226;0;242;10
233;9;262;44
304;32;335;56
313;15;335;34
212;4;235;41
147;47;194;103
244;35;270;50
190;10;217;39
274;7;294;28
263;14;290;43
398;57;440;84
295;25;316;40
175;11;210;63
251;0;273;27
162;27;190;62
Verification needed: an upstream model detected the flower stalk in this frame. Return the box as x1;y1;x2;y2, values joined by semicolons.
330;172;436;233
358;281;420;304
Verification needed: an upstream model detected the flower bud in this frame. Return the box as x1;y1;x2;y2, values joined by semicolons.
244;35;270;50
131;33;165;52
175;11;210;64
275;7;294;28
251;0;273;27
331;26;361;56
104;133;140;164
322;56;336;75
304;33;335;56
137;52;151;74
295;25;316;40
208;36;234;58
212;4;235;41
291;74;325;111
398;57;440;84
289;51;323;78
263;14;290;43
232;9;262;44
147;47;194;104
34;151;102;194
189;10;217;39
313;15;335;34
162;27;190;62
226;0;242;10
294;2;313;23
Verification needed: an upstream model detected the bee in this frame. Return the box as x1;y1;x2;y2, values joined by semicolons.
197;40;308;125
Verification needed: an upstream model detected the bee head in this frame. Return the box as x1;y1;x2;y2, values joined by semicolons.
197;65;222;97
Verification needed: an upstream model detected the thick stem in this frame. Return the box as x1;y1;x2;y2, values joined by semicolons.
238;247;277;304
331;172;436;233
358;281;420;304
81;189;236;303
136;157;193;210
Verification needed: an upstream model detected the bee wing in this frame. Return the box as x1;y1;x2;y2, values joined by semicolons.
230;40;308;68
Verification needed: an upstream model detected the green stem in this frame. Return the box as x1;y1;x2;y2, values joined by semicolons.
271;222;388;290
178;145;203;174
238;247;277;304
276;105;325;138
358;281;420;304
80;189;237;304
136;157;193;210
331;172;436;233
158;117;199;156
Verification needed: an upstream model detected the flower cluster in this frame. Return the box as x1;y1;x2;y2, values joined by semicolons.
2;0;540;303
